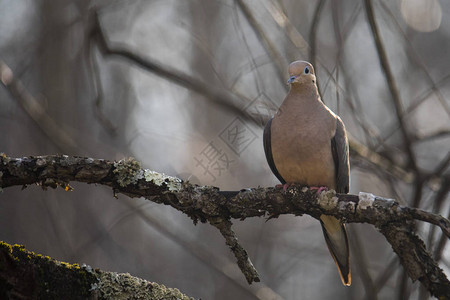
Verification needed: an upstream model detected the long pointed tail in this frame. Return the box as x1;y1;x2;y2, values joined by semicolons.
320;215;351;286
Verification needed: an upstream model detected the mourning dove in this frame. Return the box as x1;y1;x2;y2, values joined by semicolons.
263;61;351;286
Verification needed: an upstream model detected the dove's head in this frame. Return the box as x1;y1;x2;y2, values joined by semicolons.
287;61;316;86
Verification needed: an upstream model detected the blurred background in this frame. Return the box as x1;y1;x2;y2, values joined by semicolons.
0;0;449;299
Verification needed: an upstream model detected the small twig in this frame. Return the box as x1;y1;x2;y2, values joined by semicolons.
433;178;450;261
309;0;326;97
261;0;345;90
403;207;450;238
90;11;257;127
209;217;260;284
379;1;450;118
349;228;378;300
364;0;418;173
373;257;398;293
0;61;83;154
349;139;414;184
433;152;450;178
398;269;411;300
85;16;118;136
411;178;424;209
403;72;450;118
309;0;326;99
413;129;450;143
235;0;286;87
435;206;450;262
261;0;310;56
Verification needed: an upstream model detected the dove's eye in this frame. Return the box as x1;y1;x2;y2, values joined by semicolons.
304;66;310;74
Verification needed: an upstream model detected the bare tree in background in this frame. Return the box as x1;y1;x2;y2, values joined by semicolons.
0;0;449;299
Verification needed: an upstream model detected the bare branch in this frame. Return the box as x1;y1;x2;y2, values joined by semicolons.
0;155;449;297
402;207;450;238
379;1;450;118
413;130;450;143
432;178;450;262
349;139;414;184
0;61;82;154
235;0;286;87
364;0;418;173
85;19;118;136
309;0;326;98
209;217;260;284
349;228;378;300
89;11;257;126
373;257;398;293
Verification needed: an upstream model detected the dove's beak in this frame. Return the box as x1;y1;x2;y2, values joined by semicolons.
287;75;297;85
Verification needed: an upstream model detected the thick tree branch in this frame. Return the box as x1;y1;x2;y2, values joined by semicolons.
0;155;449;297
0;242;194;299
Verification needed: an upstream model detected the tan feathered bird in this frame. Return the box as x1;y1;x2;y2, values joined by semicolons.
263;60;351;286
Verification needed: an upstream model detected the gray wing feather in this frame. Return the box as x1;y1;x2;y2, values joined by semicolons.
263;118;286;184
331;116;350;193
